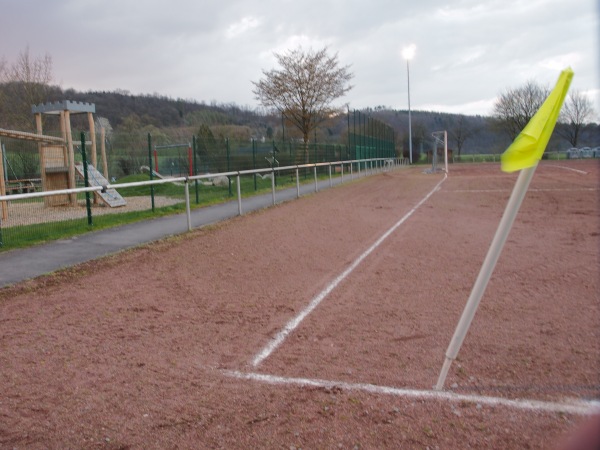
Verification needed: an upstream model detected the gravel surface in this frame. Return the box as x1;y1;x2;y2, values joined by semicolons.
0;161;598;449
2;196;181;228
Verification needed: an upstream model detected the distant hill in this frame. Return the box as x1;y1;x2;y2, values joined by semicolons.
1;84;597;154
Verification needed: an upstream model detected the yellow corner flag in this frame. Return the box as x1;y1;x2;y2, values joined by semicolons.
501;68;574;173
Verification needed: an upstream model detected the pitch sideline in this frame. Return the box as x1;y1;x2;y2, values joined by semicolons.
252;173;448;367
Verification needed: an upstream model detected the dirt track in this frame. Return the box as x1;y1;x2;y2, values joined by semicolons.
1;161;598;448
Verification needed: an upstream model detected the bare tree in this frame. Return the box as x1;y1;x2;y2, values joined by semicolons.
557;90;596;147
0;46;55;130
448;115;480;156
492;80;549;139
252;47;353;162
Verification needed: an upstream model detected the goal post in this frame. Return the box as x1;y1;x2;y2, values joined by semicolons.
431;130;448;173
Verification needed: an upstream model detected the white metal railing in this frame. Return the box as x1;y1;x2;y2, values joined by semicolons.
0;157;407;232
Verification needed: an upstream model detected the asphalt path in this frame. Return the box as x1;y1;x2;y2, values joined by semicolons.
0;171;374;287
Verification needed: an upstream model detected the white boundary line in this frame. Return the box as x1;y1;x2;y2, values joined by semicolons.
226;370;600;416
549;165;589;175
444;188;598;193
251;173;448;367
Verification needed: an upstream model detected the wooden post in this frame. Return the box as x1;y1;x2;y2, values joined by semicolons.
88;112;97;168
0;141;7;221
100;127;109;179
60;111;68;167
64;110;77;205
87;112;99;204
35;112;47;192
34;112;52;207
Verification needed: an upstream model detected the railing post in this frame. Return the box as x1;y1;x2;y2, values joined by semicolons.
314;165;318;192
237;174;243;215
329;163;332;187
295;167;300;198
271;169;276;205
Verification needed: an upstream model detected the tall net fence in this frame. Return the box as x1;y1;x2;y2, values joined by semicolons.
347;110;396;161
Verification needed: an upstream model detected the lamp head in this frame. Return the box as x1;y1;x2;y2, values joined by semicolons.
402;44;416;60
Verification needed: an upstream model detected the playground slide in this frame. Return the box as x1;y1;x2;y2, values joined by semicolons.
74;164;127;207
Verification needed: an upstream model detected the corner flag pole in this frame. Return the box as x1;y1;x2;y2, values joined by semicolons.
435;165;536;390
435;67;573;391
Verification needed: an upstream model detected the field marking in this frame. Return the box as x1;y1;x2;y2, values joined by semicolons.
226;370;600;416
549;165;589;175
444;188;598;193
251;174;448;367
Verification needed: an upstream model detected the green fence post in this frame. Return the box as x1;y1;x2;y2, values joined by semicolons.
226;138;232;196
272;140;278;187
147;133;155;212
314;129;318;175
80;132;93;226
347;107;351;166
193;135;199;204
252;139;257;191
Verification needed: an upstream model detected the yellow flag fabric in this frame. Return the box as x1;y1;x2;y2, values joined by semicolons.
501;68;574;173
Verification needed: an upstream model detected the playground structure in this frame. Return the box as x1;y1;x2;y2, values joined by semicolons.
0;101;124;220
32;101;98;206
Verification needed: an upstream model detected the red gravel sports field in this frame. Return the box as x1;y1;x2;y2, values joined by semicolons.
1;161;598;448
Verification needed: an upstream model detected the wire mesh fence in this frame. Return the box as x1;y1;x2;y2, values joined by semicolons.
1;151;402;252
2;118;585;253
0;118;401;252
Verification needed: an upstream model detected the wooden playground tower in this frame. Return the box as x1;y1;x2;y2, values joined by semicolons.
0;100;114;220
32;100;101;206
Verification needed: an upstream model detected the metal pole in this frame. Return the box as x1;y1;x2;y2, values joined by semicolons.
193;136;199;204
226;138;232;197
237;174;242;215
347;107;351;165
271;169;276;205
185;179;191;231
147;133;155;212
314;166;318;192
295;168;300;198
80;132;92;226
407;59;413;164
444;130;449;173
252;139;257;191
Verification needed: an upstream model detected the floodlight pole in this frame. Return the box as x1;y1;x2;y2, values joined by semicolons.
407;58;413;164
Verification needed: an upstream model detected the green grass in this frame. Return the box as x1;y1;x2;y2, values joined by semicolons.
0;203;186;252
0;168;344;252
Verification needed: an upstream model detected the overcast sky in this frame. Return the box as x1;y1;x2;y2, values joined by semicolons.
1;0;598;117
